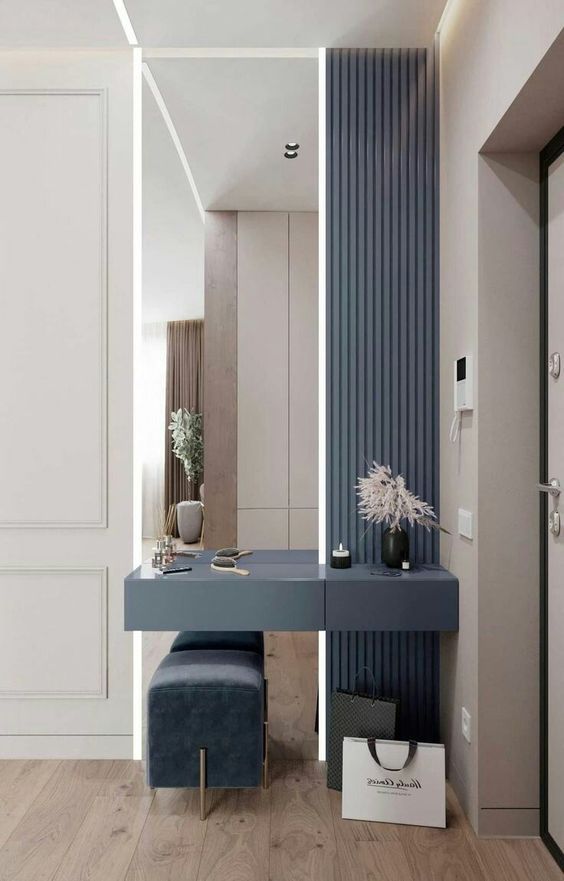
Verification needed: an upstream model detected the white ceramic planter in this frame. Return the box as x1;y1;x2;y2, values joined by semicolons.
176;500;203;543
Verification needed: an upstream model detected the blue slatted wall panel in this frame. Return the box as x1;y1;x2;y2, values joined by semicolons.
326;47;440;743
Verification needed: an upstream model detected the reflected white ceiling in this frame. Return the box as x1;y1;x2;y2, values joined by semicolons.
3;0;448;310
143;79;204;323
128;0;446;49
147;57;318;211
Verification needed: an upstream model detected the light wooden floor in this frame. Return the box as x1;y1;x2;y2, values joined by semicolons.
0;758;560;881
4;621;557;879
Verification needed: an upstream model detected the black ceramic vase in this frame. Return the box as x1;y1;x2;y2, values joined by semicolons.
381;526;409;568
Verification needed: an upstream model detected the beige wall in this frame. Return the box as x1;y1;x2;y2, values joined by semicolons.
237;212;318;549
477;154;540;836
440;2;563;834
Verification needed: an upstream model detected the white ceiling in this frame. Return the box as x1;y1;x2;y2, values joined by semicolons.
147;57;318;211
0;1;447;49
128;0;446;49
143;78;204;323
0;0;126;46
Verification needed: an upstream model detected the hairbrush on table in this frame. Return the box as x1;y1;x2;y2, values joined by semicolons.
210;557;250;576
215;547;253;560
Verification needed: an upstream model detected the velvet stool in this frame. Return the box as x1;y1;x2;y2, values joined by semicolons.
147;649;268;818
170;630;264;660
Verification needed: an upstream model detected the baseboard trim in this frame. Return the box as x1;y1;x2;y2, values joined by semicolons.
479;807;540;837
0;735;133;759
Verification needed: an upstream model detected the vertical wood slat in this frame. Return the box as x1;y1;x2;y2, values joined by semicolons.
203;212;238;549
326;48;440;743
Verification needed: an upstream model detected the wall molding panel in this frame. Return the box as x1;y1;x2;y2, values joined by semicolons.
0;567;107;699
326;48;440;743
0;51;134;758
0;88;108;528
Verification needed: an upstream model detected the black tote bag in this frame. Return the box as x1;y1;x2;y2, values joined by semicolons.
327;667;399;791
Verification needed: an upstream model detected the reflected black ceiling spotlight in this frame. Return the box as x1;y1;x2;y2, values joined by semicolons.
284;141;300;159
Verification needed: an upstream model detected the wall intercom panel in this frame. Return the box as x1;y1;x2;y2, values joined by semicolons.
453;355;473;412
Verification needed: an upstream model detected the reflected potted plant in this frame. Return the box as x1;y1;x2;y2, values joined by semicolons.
356;463;443;568
168;409;203;542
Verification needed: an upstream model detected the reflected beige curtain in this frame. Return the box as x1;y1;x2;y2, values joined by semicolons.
164;320;204;525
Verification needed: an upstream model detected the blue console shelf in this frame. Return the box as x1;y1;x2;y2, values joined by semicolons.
124;552;458;634
325;564;458;632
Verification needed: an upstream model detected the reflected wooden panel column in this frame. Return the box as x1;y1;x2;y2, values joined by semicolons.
203;211;238;548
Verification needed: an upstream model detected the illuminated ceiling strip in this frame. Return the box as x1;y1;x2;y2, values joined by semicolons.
436;0;458;33
111;0;138;45
142;62;206;223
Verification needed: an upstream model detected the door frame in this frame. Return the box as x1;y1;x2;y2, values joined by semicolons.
540;123;564;869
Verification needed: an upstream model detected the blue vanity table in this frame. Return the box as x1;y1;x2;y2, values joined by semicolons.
124;550;458;749
124;549;458;633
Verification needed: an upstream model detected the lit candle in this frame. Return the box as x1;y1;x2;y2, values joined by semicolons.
331;542;351;569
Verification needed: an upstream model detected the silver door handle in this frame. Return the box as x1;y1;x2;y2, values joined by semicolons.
537;479;561;497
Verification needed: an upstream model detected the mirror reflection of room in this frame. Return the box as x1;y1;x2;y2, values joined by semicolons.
141;55;319;761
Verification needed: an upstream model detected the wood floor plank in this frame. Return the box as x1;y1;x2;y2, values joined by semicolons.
196;787;270;881
469;837;563;881
266;632;318;761
328;786;401;843
339;839;416;881
329;785;415;880
0;760;121;881
270;760;340;881
394;785;486;881
52;791;153;881
0;761;59;850
125;789;208;881
98;760;149;797
330;780;488;881
398;810;487;881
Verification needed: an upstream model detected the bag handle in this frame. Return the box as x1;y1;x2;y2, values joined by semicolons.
350;666;377;703
367;739;418;771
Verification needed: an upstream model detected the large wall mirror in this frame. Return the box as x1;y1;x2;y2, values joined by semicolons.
140;53;319;760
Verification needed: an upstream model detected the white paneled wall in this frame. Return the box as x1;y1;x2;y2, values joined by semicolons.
0;52;135;757
237;212;318;549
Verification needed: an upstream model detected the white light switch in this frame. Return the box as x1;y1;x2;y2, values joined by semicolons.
458;508;473;540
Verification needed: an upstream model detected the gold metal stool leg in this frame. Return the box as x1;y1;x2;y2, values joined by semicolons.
262;678;269;789
200;747;207;820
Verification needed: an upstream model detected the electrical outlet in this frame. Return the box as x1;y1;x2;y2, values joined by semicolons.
461;707;472;743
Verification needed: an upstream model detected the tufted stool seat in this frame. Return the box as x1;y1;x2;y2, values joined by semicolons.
170;630;264;660
147;649;268;817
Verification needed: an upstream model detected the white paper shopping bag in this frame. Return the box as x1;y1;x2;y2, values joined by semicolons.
342;737;446;828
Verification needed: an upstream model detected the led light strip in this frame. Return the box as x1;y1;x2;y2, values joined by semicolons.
111;0;138;45
436;0;458;32
132;47;143;761
142;62;205;224
318;47;327;762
